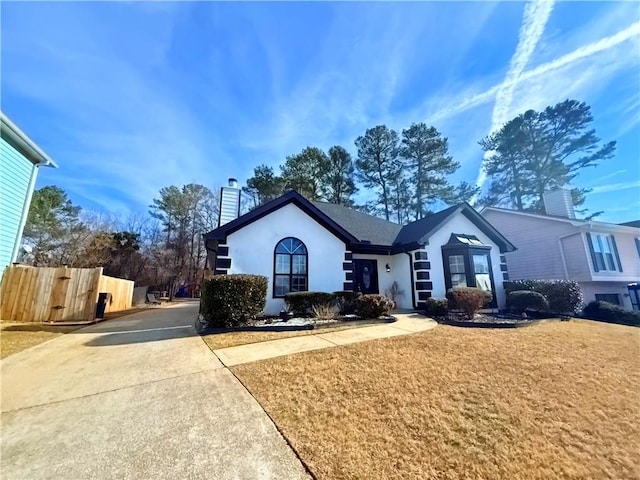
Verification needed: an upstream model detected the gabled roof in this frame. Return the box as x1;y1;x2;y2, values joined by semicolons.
620;220;640;228
204;190;517;253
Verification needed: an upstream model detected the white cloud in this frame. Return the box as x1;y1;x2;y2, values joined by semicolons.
590;181;640;195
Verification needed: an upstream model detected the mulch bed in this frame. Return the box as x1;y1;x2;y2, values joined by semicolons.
434;312;560;328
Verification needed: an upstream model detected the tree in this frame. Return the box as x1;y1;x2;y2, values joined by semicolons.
322;146;357;205
480;99;616;212
242;165;284;208
23;186;86;266
281;147;330;201
355;125;401;221
400;123;459;218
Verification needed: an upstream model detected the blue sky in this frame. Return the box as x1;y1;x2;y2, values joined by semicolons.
2;1;639;222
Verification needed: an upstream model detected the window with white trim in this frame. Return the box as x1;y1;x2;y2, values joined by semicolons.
274;237;308;297
587;233;621;272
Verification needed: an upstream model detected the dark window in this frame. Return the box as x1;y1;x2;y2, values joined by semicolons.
595;294;620;305
273;237;308;297
589;233;621;272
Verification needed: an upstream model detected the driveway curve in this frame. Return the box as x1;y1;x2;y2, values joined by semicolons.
1;302;309;479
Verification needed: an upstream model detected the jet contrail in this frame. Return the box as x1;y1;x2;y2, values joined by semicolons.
473;0;555;200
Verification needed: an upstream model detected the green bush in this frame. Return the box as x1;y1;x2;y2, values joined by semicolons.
446;288;492;319
354;294;394;319
333;290;361;315
506;290;550;314
284;291;336;315
200;275;267;327
582;301;640;326
424;298;448;317
504;280;582;313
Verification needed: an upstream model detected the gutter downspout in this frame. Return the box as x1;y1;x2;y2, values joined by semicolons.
404;252;418;310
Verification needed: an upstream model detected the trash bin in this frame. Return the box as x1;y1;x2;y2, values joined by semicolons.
95;292;112;319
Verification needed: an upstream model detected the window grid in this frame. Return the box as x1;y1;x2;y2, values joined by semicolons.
273;237;308;297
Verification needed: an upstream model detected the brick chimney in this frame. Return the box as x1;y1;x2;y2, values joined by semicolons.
219;178;240;226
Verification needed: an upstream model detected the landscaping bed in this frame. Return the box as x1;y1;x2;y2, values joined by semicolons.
433;311;562;328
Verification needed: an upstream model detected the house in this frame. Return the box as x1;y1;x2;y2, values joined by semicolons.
481;189;640;311
0;113;58;269
204;180;516;314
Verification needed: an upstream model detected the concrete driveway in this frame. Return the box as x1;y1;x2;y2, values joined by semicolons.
1;302;309;479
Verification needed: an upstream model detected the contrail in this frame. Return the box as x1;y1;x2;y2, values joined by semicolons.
473;0;555;200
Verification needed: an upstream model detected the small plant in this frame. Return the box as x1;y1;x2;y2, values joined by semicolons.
354;294;394;319
384;281;405;308
311;302;339;320
284;292;336;315
504;279;583;314
446;287;492;320
424;298;448;317
506;290;550;314
333;290;361;315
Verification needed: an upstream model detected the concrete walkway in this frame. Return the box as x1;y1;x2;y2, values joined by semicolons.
1;302;309;480
214;313;437;367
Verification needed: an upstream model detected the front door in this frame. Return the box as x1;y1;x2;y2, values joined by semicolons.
353;259;379;294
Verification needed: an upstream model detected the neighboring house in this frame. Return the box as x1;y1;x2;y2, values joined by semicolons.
482;190;640;311
204;181;516;314
0;113;58;269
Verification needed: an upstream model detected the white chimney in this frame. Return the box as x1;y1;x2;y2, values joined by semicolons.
543;189;575;219
219;177;241;226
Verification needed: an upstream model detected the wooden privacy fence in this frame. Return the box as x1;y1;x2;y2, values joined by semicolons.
0;265;134;323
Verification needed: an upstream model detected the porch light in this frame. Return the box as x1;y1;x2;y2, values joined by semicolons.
385;263;391;272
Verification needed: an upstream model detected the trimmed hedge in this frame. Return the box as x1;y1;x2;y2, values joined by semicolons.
582;301;640;326
446;288;492;319
424;298;448;317
333;290;361;315
200;274;267;327
284;292;336;315
506;290;550;314
504;280;582;314
354;294;394;319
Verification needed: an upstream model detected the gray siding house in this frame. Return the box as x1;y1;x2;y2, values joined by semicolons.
0;113;58;269
481;190;640;311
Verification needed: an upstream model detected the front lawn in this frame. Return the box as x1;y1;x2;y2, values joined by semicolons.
1;323;81;359
233;320;640;479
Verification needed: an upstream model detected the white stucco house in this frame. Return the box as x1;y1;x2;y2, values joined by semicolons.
204;184;516;314
481;190;640;311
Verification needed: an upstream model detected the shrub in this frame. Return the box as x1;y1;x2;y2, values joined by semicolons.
200;274;267;327
354;294;394;319
446;287;492;319
333;290;361;315
424;298;448;317
506;290;550;314
311;302;339;320
504;280;582;314
582;301;640;326
284;291;336;315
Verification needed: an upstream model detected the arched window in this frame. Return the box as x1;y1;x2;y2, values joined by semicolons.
274;237;308;297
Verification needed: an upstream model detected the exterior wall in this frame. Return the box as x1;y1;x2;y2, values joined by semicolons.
560;233;592;281
226;203;347;314
351;253;412;309
425;212;507;308
0;137;37;269
482;210;575;280
581;282;634;311
588;231;640;283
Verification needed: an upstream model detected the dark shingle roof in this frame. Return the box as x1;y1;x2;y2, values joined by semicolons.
393;204;460;247
620;220;640;228
311;202;402;245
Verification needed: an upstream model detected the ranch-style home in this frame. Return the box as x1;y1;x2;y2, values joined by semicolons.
204;181;516;315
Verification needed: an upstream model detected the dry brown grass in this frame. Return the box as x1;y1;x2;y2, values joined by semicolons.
1;322;81;359
233;320;640;480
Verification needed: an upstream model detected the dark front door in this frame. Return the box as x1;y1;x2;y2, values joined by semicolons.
353;259;379;294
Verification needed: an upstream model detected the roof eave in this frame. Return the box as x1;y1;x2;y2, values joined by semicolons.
1;112;59;168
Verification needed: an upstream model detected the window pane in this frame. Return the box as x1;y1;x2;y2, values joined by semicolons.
451;273;467;287
595;252;606;271
595;294;620;305
605;253;616;271
292;255;307;274
592;235;603;253
275;254;290;274
473;254;489;274
449;255;465;274
291;275;307;292
275;276;290;296
475;273;492;292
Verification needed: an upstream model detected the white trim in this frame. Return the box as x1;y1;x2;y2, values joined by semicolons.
1;112;58;168
10;163;39;264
